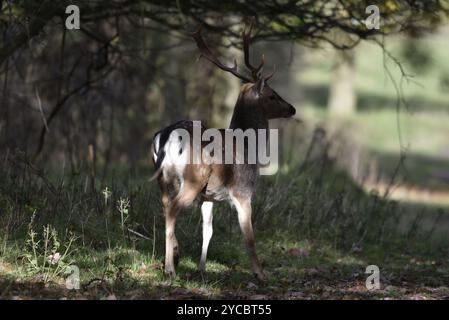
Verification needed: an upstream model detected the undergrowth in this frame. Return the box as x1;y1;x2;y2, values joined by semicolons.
0;148;447;299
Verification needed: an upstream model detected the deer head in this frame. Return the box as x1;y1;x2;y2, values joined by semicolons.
192;24;296;123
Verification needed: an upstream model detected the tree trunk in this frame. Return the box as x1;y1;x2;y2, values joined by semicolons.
161;36;187;126
327;50;356;117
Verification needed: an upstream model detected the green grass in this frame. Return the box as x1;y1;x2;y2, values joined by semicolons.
0;150;448;300
2;228;448;299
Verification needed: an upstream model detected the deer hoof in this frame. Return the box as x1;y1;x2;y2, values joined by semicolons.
165;269;176;279
198;261;206;273
164;264;177;278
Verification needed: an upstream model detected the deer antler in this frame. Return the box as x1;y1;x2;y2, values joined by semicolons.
192;27;252;83
264;64;276;81
242;23;265;81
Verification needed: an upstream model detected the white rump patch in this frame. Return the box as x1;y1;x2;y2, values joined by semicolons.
157;129;190;188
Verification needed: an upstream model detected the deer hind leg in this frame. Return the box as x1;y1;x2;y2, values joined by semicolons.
159;179;179;278
231;193;266;281
164;177;207;278
198;201;214;272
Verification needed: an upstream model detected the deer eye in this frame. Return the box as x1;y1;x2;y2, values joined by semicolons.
269;95;276;100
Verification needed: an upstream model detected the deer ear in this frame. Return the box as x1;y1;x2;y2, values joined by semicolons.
254;78;265;96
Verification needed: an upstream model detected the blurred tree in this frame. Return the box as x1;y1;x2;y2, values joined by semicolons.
2;0;447;65
327;49;356;116
400;38;433;75
0;0;447;171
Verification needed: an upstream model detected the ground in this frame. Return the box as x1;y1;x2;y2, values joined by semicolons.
0;165;448;300
1;235;449;300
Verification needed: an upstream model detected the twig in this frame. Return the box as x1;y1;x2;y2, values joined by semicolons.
127;228;151;241
34;86;49;132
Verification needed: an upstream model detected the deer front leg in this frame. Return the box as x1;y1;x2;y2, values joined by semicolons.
198;201;214;272
231;194;266;281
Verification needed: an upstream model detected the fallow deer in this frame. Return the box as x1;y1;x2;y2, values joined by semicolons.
151;25;296;281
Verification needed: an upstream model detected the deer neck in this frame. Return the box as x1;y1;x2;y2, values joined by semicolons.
229;96;268;131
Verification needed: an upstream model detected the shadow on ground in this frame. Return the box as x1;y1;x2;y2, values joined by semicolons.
1;231;449;300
